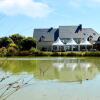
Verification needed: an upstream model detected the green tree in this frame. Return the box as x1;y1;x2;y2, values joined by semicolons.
9;34;25;45
9;43;18;48
20;37;36;50
0;37;13;48
95;36;100;50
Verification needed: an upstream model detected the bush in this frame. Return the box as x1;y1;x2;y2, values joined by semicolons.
83;52;100;57
17;51;31;56
0;47;7;57
9;43;18;49
51;52;61;56
7;47;18;56
30;48;39;53
37;52;53;56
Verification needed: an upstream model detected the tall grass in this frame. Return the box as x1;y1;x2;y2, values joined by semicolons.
34;51;100;57
0;49;100;57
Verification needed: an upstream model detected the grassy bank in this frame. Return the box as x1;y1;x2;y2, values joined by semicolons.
32;51;100;57
11;51;100;57
0;47;100;57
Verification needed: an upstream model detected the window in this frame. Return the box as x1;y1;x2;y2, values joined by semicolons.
87;35;93;41
59;46;64;51
39;35;45;42
53;46;57;51
61;40;65;43
93;33;96;35
83;33;86;35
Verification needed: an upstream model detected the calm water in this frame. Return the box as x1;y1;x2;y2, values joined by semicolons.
0;57;100;100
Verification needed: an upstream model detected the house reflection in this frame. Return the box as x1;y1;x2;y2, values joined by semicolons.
80;63;92;71
52;61;92;72
0;58;99;83
53;63;64;71
66;63;78;71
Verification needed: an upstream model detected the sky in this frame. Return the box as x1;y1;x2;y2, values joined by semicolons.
0;0;100;37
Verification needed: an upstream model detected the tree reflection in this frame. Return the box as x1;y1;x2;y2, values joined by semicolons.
0;57;99;85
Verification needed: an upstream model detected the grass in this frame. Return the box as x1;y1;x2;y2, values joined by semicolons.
1;50;100;57
32;51;100;57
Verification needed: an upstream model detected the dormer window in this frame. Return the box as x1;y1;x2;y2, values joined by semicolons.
83;33;86;35
39;35;45;42
93;33;96;35
87;35;93;41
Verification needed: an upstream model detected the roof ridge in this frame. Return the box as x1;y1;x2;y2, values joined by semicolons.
59;25;77;27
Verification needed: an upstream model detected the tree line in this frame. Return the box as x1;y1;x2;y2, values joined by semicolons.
0;34;36;56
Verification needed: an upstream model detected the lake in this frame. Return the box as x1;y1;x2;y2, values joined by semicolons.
0;57;100;100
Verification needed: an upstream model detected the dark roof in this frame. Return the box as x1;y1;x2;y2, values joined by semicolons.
33;28;58;41
59;26;79;38
33;25;100;42
59;26;100;41
82;28;99;41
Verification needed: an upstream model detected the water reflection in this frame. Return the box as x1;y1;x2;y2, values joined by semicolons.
80;63;92;71
0;57;99;83
0;57;100;100
53;63;64;71
66;63;77;71
38;58;99;83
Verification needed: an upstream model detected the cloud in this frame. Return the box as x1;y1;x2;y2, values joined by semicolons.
0;0;52;18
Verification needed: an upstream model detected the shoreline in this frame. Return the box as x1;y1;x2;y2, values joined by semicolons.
0;51;100;57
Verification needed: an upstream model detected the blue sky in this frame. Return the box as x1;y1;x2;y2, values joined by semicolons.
0;0;100;37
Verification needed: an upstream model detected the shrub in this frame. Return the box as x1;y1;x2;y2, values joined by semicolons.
9;43;18;49
0;47;7;57
51;52;61;56
38;52;53;56
83;52;100;57
30;48;39;53
17;51;31;56
7;47;18;56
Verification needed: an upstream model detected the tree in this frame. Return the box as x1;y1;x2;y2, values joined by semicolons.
97;36;100;41
20;37;36;50
95;36;100;50
9;34;25;45
0;37;13;48
9;43;18;49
